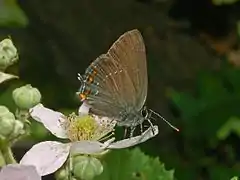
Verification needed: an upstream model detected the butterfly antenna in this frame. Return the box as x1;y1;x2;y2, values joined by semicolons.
149;116;157;122
77;73;84;84
77;73;85;97
149;109;179;132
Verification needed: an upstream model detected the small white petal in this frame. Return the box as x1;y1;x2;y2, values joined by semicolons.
70;141;108;155
108;125;159;149
20;141;70;176
0;164;41;180
30;104;68;139
78;101;90;116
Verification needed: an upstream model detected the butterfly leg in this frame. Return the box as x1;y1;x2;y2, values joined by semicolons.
124;127;128;139
140;123;143;134
130;126;136;138
146;110;155;135
146;118;155;135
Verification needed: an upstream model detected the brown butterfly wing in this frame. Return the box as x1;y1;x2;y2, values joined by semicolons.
81;54;136;118
80;29;147;119
107;29;148;110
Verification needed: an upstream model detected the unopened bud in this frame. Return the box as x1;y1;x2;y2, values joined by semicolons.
0;106;15;139
0;39;18;71
12;84;41;109
73;156;103;180
9;120;24;139
55;168;68;180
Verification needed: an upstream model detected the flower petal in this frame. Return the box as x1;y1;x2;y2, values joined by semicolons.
20;141;70;176
0;72;18;84
108;125;159;149
0;164;41;180
78;101;90;116
70;140;110;155
92;115;116;127
30;104;68;139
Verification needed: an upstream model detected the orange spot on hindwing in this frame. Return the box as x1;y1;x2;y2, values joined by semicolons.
79;93;86;101
87;75;94;83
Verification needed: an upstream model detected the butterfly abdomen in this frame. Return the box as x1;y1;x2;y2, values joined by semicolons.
117;110;145;127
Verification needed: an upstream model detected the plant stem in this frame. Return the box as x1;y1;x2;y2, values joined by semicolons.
1;144;17;164
0;149;6;167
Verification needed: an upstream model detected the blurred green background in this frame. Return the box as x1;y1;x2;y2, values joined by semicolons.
2;0;240;179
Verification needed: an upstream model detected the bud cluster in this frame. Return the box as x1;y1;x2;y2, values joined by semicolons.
0;38;42;169
0;105;24;141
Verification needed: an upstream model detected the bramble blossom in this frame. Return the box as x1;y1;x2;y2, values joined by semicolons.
20;102;158;176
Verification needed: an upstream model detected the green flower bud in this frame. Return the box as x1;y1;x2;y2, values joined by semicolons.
0;39;18;71
0;106;15;139
12;84;41;109
55;168;68;180
0;106;11;117
55;166;78;180
73;156;103;180
9;120;24;139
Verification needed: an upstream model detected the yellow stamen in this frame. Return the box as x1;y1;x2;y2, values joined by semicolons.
67;113;97;141
66;113;114;142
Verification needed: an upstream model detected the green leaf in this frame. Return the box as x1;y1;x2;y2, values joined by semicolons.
217;117;240;140
169;67;240;140
0;0;28;27
225;68;240;95
0;72;18;84
167;88;201;119
231;176;238;180
96;148;174;180
197;71;228;102
209;165;239;180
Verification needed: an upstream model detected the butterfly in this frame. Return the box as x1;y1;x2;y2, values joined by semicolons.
77;29;179;136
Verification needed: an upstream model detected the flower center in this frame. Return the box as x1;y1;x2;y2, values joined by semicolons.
67;113;98;141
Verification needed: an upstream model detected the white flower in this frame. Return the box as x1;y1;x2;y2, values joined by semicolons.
20;103;158;176
0;164;41;180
